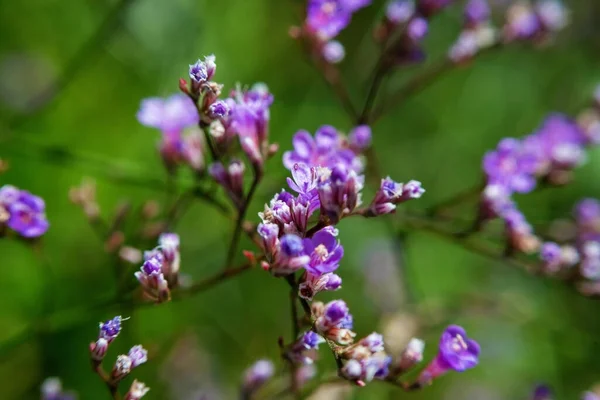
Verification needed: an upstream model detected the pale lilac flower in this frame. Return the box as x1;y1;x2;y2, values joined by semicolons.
137;94;198;134
208;100;230;119
448;30;479;62
158;233;180;277
504;2;541;41
128;345;148;368
322;40;345;63
90;338;109;361
125;380;150;400
407;17;428;41
540;242;562;272
535;0;568;32
367;177;424;216
386;0;415;24
209;160;245;204
582;392;600;400
111;355;133;382
348;125;371;151
41;377;76;400
360;333;385;352
302;331;325;349
419;325;479;383
318;164;364;223
242;360;274;395
397;338;425;371
302;228;344;275
341;352;392;383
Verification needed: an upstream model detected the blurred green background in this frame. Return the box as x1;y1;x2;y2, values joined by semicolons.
1;0;600;398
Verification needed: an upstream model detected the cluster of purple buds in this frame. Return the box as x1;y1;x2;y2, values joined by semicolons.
503;0;569;43
541;198;600;294
298;0;372;64
366;177;425;216
314;300;356;345
339;332;392;385
134;232;181;303
241;359;275;397
417;325;480;385
41;377;76;400
209;160;245;207
448;0;496;63
480;107;598;256
0;184;49;238
137;94;204;173
89;316;149;389
583;391;600;400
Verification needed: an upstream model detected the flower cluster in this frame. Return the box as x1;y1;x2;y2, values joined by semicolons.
0;185;49;238
480;107;598;255
284;299;479;387
89;316;149;397
301;0;372;63
259;125;423;290
134;232;181;303
137;94;204;173
41;377;76;400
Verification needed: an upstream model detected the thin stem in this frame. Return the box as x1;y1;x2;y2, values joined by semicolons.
226;170;263;267
358;56;389;124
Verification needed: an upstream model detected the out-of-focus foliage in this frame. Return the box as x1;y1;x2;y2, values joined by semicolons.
1;0;600;399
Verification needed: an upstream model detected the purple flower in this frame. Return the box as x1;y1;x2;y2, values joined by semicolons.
137;94;199;134
298;271;342;300
189;60;207;83
386;0;415;24
281;234;305;257
448;30;479;63
504;2;541;40
540;241;561;265
262;233;310;276
242;360;274;395
527;114;587;172
302;228;344;275
306;0;371;39
360;333;385;353
407;17;428;41
483;138;538;194
367;177;424;216
134;253;170;303
125;380;150;400
99;315;124;342
479;183;515;220
324;299;349;326
503;208;540;254
41;378;77;400
582;392;600;400
535;0;568;32
302;331;325;349
4;189;49;238
111;355;133;382
420;325;479;382
208;100;230;119
209;160;245;204
90;338;109;361
287;163;320;198
348;125;372;151
322;40;346;64
464;0;490;26
341;353;392;383
283;125;362;172
128;345;148;368
531;385;553;400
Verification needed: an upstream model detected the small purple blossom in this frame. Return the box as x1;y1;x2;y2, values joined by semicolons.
483;138;538;194
306;0;371;40
302;331;325;349
324;299;349;326
531;385;553;400
318;164;364;223
348;125;371;151
125;380;150;400
283;125;363;172
504;2;541;40
420;325;480;382
3;188;49;238
535;0;568;32
242;360;274;395
407;17;428;41
302;228;344;275
128;345;148;368
360;332;385;353
134;253;170;303
367;177;424;216
41;377;77;400
464;0;490;26
208;100;230;119
189;60;208;83
137;94;199;134
111;355;133;382
99;315;124;342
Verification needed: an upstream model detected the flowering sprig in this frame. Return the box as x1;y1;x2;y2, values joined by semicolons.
89;316;149;399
